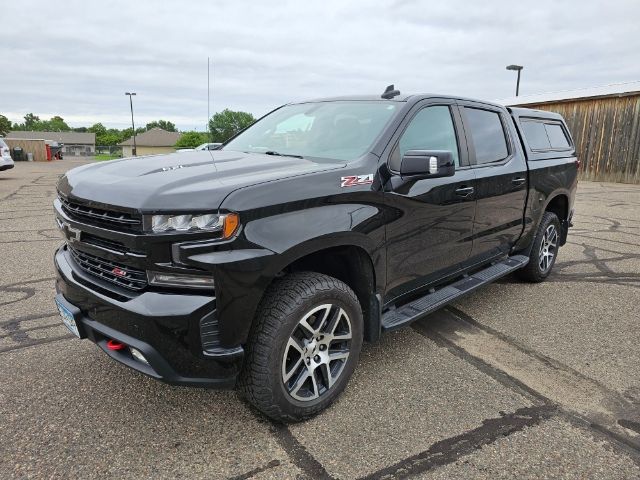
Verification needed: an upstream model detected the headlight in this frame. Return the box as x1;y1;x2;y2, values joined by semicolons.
149;212;239;238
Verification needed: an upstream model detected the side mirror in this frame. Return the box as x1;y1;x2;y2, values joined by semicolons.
399;150;455;178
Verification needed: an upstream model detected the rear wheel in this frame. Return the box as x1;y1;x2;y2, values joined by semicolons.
239;272;363;422
517;211;561;282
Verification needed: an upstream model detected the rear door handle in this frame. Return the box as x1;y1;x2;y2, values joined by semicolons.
512;177;526;186
455;186;474;197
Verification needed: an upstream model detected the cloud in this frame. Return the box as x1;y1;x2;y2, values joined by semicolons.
1;0;638;130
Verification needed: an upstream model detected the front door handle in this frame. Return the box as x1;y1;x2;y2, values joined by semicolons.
512;177;526;186
455;186;474;197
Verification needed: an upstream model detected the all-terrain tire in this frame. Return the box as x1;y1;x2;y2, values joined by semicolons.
238;271;363;422
516;211;561;283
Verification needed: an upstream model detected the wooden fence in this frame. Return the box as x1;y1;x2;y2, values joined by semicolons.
3;138;48;162
528;94;640;183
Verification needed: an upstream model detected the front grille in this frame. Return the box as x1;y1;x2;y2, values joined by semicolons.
60;196;142;231
69;246;147;291
82;232;129;253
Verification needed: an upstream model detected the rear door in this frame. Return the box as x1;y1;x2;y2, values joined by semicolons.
458;102;528;264
383;100;476;301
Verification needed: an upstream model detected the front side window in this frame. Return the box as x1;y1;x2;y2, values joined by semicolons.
464;107;509;164
389;105;460;171
223;101;398;162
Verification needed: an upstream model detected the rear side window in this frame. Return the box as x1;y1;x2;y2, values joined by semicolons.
521;119;571;151
463;108;509;164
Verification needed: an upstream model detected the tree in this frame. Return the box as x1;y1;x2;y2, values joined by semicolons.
146;120;176;132
23;113;40;130
45;115;70;132
209;109;255;143
96;132;121;147
88;123;107;136
175;131;208;149
0;115;11;136
12;113;70;132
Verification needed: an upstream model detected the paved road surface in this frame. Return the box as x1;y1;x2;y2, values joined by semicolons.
1;160;639;479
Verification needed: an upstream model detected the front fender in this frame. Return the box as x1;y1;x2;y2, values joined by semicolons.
175;203;387;348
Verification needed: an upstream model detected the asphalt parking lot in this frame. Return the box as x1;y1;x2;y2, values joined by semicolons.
1;159;639;479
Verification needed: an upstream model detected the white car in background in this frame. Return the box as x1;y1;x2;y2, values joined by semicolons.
0;138;15;171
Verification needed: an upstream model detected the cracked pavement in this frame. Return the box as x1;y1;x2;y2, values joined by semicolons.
1;160;639;479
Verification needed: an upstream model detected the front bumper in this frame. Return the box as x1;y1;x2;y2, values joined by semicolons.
54;245;243;388
0;156;14;171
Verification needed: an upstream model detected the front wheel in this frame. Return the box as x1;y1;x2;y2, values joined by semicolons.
239;272;363;422
517;211;561;282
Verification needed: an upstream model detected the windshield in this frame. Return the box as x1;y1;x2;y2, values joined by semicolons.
223;101;399;161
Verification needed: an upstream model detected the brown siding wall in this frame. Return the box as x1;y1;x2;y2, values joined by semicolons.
525;95;640;183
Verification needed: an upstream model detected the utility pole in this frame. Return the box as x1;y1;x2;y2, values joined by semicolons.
506;65;524;96
207;57;212;142
125;92;137;155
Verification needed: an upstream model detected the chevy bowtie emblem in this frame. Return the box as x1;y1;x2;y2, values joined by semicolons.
112;267;127;277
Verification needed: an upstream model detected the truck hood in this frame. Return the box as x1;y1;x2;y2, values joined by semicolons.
58;150;345;211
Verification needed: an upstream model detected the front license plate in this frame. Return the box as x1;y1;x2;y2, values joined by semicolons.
56;298;80;338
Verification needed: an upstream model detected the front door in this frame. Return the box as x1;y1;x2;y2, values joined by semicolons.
384;102;476;302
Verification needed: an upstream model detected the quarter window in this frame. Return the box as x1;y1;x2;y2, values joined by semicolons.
390;106;460;171
521;121;551;150
521;119;571;151
464;108;509;164
544;123;571;149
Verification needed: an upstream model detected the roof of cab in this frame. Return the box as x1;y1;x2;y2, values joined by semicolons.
294;94;412;103
290;93;508;109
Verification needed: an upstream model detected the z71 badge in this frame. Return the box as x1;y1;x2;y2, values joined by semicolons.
340;174;374;188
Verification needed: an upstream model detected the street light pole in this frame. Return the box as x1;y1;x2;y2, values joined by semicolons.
207;57;211;141
125;92;137;156
506;65;524;96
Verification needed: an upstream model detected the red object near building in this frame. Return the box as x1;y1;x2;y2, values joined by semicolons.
45;144;52;161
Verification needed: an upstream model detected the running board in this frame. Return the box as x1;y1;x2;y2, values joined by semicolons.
381;255;529;332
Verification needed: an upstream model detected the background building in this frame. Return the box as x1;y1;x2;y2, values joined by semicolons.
7;131;96;156
119;127;181;157
500;81;640;183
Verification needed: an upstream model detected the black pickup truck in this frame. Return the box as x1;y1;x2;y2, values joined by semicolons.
54;87;577;421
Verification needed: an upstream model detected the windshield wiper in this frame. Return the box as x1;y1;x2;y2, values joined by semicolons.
264;151;304;159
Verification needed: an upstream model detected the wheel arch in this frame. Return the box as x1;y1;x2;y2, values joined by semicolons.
283;243;381;343
544;193;570;245
243;239;383;346
544;193;569;222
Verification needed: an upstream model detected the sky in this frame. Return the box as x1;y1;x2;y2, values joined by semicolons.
1;0;639;131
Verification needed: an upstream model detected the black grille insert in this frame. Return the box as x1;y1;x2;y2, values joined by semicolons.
60;196;142;231
69;246;147;291
81;233;127;252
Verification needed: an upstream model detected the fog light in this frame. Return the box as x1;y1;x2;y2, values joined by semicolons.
130;347;149;365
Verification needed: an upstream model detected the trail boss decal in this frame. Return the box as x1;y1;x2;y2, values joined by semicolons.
340;174;374;188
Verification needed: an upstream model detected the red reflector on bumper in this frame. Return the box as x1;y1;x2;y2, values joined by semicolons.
106;339;126;351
